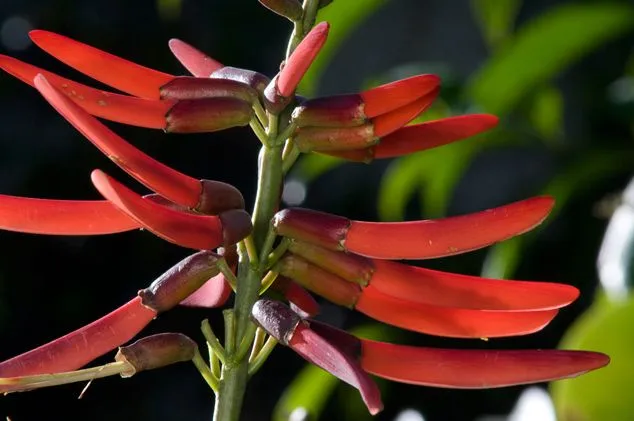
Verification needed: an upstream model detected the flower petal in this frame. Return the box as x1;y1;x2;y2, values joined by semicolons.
325;114;499;162
168;38;224;77
369;259;579;311
34;74;203;208
91;170;251;249
356;286;558;338
0;297;155;377
345;196;555;259
277;22;329;97
0;195;140;235
29;30;173;99
360;74;441;118
0;55;174;128
360;340;610;388
371;88;438;138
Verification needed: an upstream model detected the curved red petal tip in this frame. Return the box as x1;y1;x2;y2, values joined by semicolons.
168;39;224;77
345;196;555;260
29;30;173;99
277;22;330;97
179;273;232;308
372;88;439;138
356;286;558;338
375;114;500;159
91;169;224;250
0;194;140;235
0;55;174;128
370;260;579;311
360;340;610;388
0;297;155;377
360;74;441;118
34;74;202;208
289;323;383;414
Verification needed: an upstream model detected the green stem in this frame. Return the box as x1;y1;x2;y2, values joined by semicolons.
213;145;284;421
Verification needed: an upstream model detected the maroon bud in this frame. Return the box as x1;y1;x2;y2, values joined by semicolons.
258;0;303;21
210;66;271;94
160;77;258;103
219;209;253;245
292;124;377;152
139;251;221;312
273;208;350;251
166;98;253;133
115;333;197;377
275;255;362;308
288;240;374;286
196;180;245;215
251;299;303;345
292;95;366;128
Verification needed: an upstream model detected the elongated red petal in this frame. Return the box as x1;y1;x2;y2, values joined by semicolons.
360;74;441;118
290;323;382;414
91;170;225;250
0;194;139;235
356;286;558;338
29;30;173;99
168;39;224;77
34;74;202;209
374;114;499;159
0;297;156;377
277;22;329;96
0;55;173;128
345;196;554;259
361;340;610;388
179;273;232;308
370;260;578;311
371;88;438;138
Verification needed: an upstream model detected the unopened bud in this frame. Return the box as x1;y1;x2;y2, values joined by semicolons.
115;333;197;377
166;98;253;133
160;77;258;104
139;251;222;312
251;299;303;345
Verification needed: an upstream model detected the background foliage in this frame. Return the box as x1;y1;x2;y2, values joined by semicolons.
0;0;632;420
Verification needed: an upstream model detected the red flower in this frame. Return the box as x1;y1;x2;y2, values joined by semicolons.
0;19;609;418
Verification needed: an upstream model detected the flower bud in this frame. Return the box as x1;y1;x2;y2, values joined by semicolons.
251;299;303;345
166;98;254;133
115;333;197;377
258;0;303;21
139;251;222;312
160;77;258;104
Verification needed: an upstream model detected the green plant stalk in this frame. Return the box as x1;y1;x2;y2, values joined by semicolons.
213;145;284;421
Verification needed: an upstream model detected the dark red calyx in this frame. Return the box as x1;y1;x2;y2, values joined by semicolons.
273;208;350;251
292;95;366;128
251;299;303;345
210;66;271;94
115;333;197;377
219;209;253;245
197;180;245;215
160;77;258;103
287;240;374;286
292;124;376;152
275;254;362;308
138;251;222;312
166;98;254;133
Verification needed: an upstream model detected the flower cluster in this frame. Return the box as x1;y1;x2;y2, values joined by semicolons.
0;2;608;418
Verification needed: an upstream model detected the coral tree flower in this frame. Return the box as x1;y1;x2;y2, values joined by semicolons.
252;300;609;415
0;19;609;418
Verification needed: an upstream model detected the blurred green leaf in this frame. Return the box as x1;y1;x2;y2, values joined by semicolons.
468;3;634;115
552;292;634;421
482;150;634;279
272;324;392;421
293;153;344;183
378;154;425;221
529;84;564;143
297;0;388;96
471;0;522;50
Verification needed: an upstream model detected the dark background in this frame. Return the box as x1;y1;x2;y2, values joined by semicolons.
0;0;632;420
